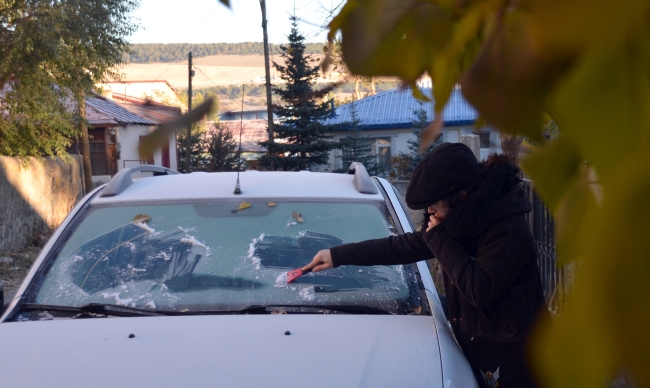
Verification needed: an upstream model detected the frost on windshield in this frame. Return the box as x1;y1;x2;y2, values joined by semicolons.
30;201;422;315
66;225;207;294
35;220;210;308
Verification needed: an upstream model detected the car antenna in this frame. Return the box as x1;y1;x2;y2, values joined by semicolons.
234;84;244;195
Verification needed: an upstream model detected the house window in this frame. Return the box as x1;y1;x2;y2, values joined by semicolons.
473;131;490;149
376;138;391;176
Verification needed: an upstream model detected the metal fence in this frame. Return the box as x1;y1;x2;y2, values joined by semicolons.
522;179;563;300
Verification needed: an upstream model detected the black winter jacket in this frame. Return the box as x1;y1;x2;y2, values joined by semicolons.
330;157;548;388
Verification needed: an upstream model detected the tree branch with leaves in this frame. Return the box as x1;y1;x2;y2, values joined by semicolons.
325;0;650;386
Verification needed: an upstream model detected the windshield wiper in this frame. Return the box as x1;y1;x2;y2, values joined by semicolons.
21;303;394;318
79;303;169;317
188;304;393;315
21;303;167;318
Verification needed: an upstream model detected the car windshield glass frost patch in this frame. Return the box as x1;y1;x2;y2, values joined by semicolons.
30;201;420;314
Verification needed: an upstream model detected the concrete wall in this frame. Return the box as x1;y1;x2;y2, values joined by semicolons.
0;156;83;253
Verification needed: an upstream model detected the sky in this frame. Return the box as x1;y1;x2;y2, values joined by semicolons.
129;0;340;44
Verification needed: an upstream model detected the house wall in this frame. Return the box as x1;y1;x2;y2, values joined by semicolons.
115;125;177;172
0;156;83;252
315;125;502;174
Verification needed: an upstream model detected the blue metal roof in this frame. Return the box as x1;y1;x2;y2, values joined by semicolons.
323;85;478;130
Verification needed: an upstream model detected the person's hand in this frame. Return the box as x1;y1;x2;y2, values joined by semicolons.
426;214;444;232
303;249;333;272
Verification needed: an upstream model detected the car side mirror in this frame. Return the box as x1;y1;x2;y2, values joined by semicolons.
0;283;4;315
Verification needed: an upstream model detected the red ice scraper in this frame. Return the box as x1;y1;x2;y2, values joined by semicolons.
286;267;312;284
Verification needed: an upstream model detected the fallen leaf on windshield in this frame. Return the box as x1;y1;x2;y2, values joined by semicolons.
133;214;151;224
268;202;277;207
238;202;252;210
410;306;423;315
292;211;304;223
271;309;287;315
181;309;189;312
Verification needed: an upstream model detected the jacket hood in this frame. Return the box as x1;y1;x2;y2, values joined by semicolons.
428;155;530;241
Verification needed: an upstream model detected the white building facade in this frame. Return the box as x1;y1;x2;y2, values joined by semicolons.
71;95;180;188
318;83;502;176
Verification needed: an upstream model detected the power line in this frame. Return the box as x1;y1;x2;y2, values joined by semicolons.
192;65;258;114
153;61;174;82
185;5;220;42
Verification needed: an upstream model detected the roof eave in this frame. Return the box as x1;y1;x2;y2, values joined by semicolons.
332;119;477;131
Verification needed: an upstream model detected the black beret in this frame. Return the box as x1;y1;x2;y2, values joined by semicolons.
405;142;480;210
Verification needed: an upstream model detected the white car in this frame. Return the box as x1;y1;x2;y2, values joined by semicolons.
0;163;478;388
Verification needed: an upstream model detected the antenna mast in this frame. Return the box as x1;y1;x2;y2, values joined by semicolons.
234;84;245;195
186;52;194;173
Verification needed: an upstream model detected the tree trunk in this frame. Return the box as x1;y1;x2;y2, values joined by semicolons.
354;78;361;100
77;92;93;193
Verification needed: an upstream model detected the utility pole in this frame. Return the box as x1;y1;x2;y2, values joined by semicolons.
260;0;274;170
77;92;93;193
186;51;194;173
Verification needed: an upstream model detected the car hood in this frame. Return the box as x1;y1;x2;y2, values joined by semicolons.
0;314;442;388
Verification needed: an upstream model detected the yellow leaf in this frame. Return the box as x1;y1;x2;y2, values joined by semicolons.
531;261;615;388
528;0;649;60
291;210;304;223
407;81;430;102
522;136;598;263
460;11;548;140
237;202;251;210
419;114;443;153
548;34;650;185
553;166;598;263
330;0;453;81
431;0;496;111
533;150;650;387
588;151;650;386
132;214;151;224
138;98;216;158
521;136;582;210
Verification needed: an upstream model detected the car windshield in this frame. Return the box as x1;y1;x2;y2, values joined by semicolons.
27;200;423;315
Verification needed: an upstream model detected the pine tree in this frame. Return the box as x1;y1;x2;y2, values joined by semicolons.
336;103;378;174
390;102;443;180
258;17;336;171
204;123;242;172
177;125;206;173
406;102;443;173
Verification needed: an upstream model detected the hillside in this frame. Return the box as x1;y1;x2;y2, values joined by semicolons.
115;45;400;114
126;42;326;63
117;54;330;89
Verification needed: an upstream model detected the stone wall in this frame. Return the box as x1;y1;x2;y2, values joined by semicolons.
0;156;84;253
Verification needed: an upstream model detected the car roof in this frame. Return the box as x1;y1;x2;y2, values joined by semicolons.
91;170;386;204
